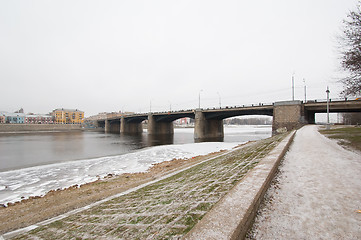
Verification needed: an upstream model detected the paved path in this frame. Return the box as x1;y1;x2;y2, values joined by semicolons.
248;125;361;239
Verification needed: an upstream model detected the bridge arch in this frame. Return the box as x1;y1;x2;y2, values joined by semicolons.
121;115;148;134
194;106;274;141
148;112;194;135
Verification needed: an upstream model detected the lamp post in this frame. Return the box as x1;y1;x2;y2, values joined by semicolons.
292;73;295;101
217;92;221;108
303;78;307;103
326;86;330;130
198;90;203;109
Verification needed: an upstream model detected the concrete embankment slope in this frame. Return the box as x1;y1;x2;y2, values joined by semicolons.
184;130;295;240
0;124;82;132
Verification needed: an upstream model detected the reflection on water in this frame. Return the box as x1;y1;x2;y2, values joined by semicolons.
194;137;224;143
147;134;174;146
0;126;271;172
51;132;84;155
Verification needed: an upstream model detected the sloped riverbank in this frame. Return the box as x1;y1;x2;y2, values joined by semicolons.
3;133;287;239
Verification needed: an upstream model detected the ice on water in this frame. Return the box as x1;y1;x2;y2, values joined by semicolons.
0;142;239;205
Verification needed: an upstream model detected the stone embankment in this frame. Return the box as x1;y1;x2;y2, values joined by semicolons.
0;124;82;132
3;131;294;240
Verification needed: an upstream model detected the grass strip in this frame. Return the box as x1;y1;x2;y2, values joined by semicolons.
319;126;361;152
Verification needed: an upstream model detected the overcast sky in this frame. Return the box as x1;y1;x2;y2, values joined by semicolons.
0;0;357;116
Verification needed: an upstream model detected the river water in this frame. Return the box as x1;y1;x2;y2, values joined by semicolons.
0;125;271;205
0;126;271;172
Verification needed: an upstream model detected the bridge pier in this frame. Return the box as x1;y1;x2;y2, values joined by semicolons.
272;101;306;134
147;114;174;135
104;120;110;133
194;110;224;141
121;116;143;134
105;119;121;133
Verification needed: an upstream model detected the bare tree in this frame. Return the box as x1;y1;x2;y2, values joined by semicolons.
339;1;361;97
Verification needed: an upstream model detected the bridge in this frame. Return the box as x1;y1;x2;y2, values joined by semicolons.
95;99;361;141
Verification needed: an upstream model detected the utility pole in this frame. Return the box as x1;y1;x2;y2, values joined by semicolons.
303;78;307;103
150;100;152;112
217;92;221;108
198;90;203;109
292;73;295;101
326;86;330;130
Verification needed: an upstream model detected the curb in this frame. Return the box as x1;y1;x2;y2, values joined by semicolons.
183;130;296;240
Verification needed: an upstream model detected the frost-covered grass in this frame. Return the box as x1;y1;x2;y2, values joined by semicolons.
319;126;361;152
14;134;285;240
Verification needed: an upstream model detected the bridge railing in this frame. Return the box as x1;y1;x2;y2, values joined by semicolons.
206;102;274;110
305;97;358;103
96;98;360;120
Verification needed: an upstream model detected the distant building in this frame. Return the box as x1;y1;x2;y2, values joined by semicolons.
85;112;107;121
14;108;24;113
86;111;135;121
25;114;54;124
0;113;5;123
175;117;192;126
52;108;84;124
5;113;25;124
1;110;55;124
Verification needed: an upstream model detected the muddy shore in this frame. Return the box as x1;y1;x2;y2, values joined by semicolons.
0;148;235;235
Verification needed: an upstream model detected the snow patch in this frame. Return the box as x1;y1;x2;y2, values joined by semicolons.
0;142;240;205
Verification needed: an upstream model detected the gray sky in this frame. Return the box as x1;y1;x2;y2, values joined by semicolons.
0;0;357;116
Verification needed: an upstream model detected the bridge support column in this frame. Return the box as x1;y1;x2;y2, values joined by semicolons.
272;101;306;134
121;117;143;134
110;120;121;133
147;114;174;135
105;120;110;133
194;110;224;141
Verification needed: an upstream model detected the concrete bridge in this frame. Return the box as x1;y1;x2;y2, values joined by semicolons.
95;99;361;141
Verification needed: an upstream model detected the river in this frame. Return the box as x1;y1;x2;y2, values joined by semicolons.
0;125;271;205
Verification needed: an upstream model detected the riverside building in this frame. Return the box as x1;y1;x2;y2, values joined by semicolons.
52;108;84;124
0;113;6;123
4;113;25;124
25;114;54;124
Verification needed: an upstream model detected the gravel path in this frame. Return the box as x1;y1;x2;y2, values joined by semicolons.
248;125;361;239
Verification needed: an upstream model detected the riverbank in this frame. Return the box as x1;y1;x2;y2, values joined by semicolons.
2;133;286;238
0;150;226;235
0;124;82;133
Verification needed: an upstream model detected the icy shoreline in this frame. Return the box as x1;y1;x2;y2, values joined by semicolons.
0;141;241;206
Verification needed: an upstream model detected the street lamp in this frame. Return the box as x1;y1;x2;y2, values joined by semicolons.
303;78;307;103
198;90;203;109
217;92;221;108
326;86;330;130
292;72;295;101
